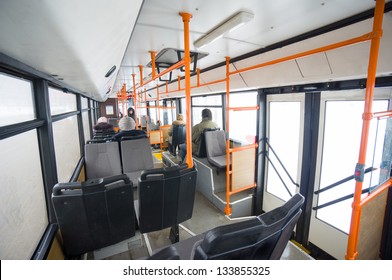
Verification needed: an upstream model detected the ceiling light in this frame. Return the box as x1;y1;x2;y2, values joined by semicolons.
194;11;254;48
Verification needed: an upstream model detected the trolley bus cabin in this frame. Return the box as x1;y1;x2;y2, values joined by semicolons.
1;0;392;260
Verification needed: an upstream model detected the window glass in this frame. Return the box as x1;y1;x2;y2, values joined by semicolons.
82;111;91;143
52;116;81;183
192;107;223;129
229;92;257;144
49;87;76;115
180;98;187;124
193;95;222;106
0;130;47;259
0;73;35;126
148;102;158;124
81;96;88;109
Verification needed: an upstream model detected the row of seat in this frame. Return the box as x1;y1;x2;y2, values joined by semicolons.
84;136;154;185
52;165;198;257
52;164;303;259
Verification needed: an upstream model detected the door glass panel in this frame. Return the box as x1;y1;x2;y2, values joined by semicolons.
266;101;301;201
317;100;389;233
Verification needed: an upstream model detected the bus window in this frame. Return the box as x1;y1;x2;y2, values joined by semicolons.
192;95;223;128
0;73;35;126
49;88;81;183
0;133;47;259
229;91;257;144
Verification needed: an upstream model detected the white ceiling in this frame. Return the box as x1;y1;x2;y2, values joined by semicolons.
0;0;388;101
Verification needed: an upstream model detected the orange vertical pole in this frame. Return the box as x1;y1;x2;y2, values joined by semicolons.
180;12;193;168
156;85;161;124
346;0;385;260
132;73;139;129
225;56;232;215
149;51;157;78
177;76;181;91
138;65;144;86
197;68;201;87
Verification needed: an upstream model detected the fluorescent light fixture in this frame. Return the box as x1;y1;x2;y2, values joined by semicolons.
194;11;254;48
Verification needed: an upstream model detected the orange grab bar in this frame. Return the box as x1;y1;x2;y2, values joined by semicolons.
373;110;392;119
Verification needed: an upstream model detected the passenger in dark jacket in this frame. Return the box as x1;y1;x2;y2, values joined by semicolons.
112;116;146;141
179;109;218;162
93;117;115;136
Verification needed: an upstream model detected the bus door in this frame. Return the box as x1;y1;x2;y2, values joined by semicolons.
309;88;392;259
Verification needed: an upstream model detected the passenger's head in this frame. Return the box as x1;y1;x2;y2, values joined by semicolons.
119;116;136;131
97;116;108;124
127;107;135;117
177;114;184;121
201;109;212;120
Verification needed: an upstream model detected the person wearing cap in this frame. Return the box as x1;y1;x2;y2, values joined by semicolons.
179;109;218;163
112;116;146;141
93;116;115;136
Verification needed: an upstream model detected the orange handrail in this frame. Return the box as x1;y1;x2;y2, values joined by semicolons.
230;33;375;76
346;0;385;260
373;110;392;119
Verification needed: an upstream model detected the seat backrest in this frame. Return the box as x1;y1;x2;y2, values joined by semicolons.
85;141;122;179
205;130;226;158
193;193;304;260
121;137;154;173
137;164;197;233
51;174;135;256
172;124;186;147
194;128;220;158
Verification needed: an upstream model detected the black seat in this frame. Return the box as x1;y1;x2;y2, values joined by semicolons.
137;164;197;242
193;193;304;259
147;193;304;260
169;124;186;156
193;128;220;158
51;174;136;257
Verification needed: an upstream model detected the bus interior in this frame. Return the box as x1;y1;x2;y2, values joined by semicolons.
1;0;392;260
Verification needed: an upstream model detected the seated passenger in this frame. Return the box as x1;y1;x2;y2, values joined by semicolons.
93;116;115;137
179;109;218;163
149;120;161;131
112;116;146;141
167;113;185;145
